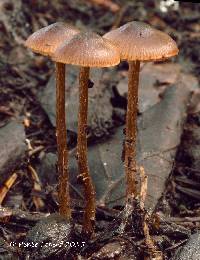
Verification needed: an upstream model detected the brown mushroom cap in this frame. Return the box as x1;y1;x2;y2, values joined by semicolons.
25;22;80;56
52;31;120;67
103;21;179;61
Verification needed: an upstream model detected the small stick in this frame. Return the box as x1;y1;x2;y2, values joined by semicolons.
0;106;15;116
143;217;163;260
28;145;44;157
0;206;49;223
25;138;34;151
28;165;44;210
87;0;120;12
0;173;18;205
139;166;148;209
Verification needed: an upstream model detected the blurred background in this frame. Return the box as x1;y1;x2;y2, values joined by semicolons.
0;0;199;113
0;1;200;259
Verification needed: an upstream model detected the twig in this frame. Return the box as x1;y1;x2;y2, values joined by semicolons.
167;216;200;223
139;166;147;209
25;138;33;151
0;206;49;223
0;173;18;205
87;0;120;12
0;106;15;117
139;167;163;260
28;145;44;157
26;130;43;138
143;215;163;260
165;239;188;252
112;3;129;29
69;182;84;200
23;117;30;127
28;165;44;210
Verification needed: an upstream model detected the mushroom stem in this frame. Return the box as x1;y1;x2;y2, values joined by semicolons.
77;66;96;234
125;60;140;200
55;62;71;220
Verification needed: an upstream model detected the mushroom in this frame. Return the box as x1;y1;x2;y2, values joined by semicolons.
104;21;179;202
53;31;120;234
25;22;80;220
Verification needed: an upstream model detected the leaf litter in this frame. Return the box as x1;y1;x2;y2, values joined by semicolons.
0;1;200;259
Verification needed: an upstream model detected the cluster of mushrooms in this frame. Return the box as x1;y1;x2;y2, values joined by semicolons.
25;21;178;235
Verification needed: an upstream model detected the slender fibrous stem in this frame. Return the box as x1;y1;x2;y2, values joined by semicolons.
124;60;140;200
77;66;96;235
56;62;71;220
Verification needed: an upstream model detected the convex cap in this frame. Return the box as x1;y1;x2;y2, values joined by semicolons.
104;21;179;61
52;31;120;67
25;22;80;56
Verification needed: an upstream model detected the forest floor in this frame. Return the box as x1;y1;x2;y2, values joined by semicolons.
0;1;200;259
